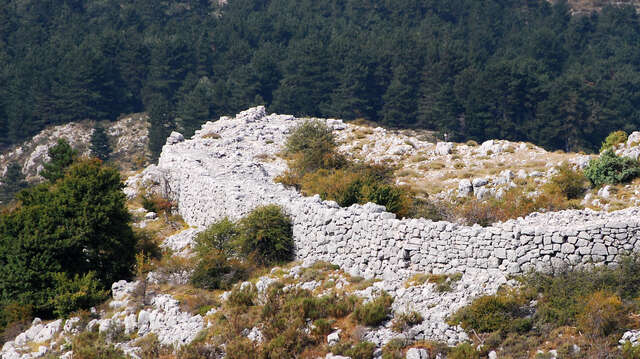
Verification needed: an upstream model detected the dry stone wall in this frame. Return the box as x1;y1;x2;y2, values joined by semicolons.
129;107;640;280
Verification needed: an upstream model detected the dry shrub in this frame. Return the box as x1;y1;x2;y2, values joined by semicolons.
391;310;423;332
601;130;628;153
225;337;256;359
353;292;394;326
141;194;174;214
1;302;33;343
448;288;531;334
546;164;589;200
577;291;627;339
456;187;579;226
201;132;221;139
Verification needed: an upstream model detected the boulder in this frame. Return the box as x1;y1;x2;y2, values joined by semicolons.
435;142;453;155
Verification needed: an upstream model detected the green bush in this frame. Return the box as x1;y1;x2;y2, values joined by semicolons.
584;150;640;186
227;283;257;308
40;138;77;183
577;291;627;339
0;302;33;343
311;318;333;338
391;310;423;332
526;256;640;329
71;331;126;359
299;166;413;217
0;158;136;316
381;338;406;359
224;337;256;359
194;217;239;257
601;130;628;153
50;272;109;318
353;292;394;326
237;204;294;265
190;251;249;290
547;164;589;200
285;120;344;174
331;341;376;359
448;290;529;334
448;343;480;359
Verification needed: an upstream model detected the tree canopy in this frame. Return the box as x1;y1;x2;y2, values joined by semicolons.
0;158;135;316
40;139;77;183
2;0;640;154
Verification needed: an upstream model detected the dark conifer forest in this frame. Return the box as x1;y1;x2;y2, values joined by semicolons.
2;0;640;155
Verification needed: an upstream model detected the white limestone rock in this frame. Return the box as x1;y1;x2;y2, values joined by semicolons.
435;142;453;155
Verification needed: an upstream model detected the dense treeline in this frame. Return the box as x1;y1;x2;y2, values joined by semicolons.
2;0;640;155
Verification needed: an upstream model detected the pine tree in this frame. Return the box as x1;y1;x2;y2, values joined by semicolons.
146;94;174;161
40;139;77;183
90;124;112;161
0;158;136;314
380;65;417;127
0;162;28;204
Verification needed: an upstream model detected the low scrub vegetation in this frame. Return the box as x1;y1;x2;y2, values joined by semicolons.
585;150;640;186
277;120;415;218
600;130;628;153
391;310;424;333
191;205;294;290
353;292;394;326
449;256;640;357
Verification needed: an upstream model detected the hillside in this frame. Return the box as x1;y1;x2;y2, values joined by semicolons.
4;0;640;157
564;0;640;14
4;108;640;359
0;114;149;185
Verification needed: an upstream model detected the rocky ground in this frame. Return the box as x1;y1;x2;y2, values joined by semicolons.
0;114;150;184
336;120;640;211
4;107;640;358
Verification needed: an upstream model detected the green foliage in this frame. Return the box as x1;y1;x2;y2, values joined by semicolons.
71;331;126;359
428;273;463;293
90;124;112;161
331;341;376;359
0;162;28;205
227;283;257;308
224;337;256;359
194;217;238;257
584;150;640;186
451;256;640;355
601;130;628;153
40;139;77;183
3;0;640;154
285;120;342;173
448;343;480;359
577;291;627;339
237;204;294;266
391;310;424;333
448;289;531;334
524;256;640;329
0;158;135;316
190;251;248;290
50;272;109;318
0;302;32;343
294;164;414;218
353;292;394;326
381;338;406;359
547;164;589;200
622;341;640;359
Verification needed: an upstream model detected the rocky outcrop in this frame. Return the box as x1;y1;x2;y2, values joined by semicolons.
128;106;640;281
1;280;203;359
0;114;149;185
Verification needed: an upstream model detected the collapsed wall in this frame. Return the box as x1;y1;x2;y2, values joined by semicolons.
129;107;640;280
